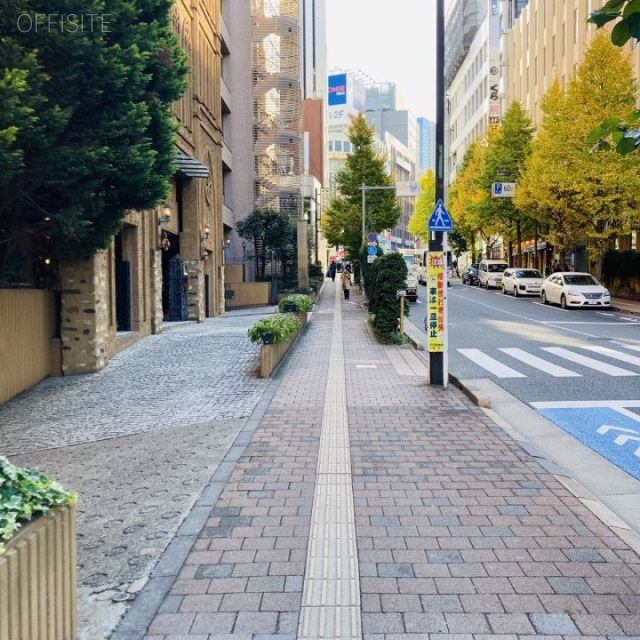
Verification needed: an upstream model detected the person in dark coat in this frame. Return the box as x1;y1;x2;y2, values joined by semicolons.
329;262;336;282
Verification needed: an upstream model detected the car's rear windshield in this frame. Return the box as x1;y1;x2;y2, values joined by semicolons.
516;270;541;278
564;274;598;285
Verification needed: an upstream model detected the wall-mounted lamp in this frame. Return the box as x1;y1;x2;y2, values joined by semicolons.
224;238;231;250
158;201;172;225
201;223;211;241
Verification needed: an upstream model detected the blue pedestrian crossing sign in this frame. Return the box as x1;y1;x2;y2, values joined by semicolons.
367;245;377;256
428;200;453;232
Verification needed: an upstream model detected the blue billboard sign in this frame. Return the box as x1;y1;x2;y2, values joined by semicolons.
328;73;347;106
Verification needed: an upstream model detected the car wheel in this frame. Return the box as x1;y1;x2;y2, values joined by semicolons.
560;294;567;310
502;285;507;295
541;291;548;305
513;287;518;297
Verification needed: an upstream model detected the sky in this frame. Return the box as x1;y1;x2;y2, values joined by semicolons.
324;0;440;121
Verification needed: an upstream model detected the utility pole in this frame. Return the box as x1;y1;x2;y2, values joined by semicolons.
428;0;446;385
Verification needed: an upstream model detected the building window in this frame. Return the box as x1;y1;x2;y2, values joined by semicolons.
344;141;351;153
328;141;333;151
335;140;342;152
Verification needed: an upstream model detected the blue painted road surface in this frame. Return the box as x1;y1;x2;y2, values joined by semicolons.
531;402;640;481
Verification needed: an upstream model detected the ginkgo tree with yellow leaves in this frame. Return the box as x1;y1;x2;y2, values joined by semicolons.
515;32;640;272
447;139;501;261
476;102;534;268
407;169;436;243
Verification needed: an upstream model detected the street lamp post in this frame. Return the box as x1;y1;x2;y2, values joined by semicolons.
428;0;446;386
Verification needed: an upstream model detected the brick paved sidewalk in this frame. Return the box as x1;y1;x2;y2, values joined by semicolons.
116;279;640;640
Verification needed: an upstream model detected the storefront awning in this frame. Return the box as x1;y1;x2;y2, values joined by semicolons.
174;151;210;178
523;242;548;253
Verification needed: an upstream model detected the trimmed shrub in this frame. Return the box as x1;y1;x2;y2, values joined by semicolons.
370;253;409;337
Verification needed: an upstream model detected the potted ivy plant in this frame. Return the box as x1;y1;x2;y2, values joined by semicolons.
278;293;314;313
247;313;302;344
0;456;78;639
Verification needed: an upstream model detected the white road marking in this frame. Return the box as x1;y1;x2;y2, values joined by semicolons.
582;345;640;368
531;399;640;411
541;347;638;376
457;348;526;378
597;425;639;435
499;348;581;377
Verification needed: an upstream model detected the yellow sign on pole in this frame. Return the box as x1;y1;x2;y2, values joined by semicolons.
426;252;445;353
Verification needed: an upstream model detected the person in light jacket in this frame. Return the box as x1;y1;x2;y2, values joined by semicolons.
341;269;351;300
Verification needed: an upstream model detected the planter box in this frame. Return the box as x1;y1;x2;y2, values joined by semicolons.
0;505;77;640
259;312;307;378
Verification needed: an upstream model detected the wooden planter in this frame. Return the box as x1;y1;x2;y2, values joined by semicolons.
0;505;77;640
259;312;307;377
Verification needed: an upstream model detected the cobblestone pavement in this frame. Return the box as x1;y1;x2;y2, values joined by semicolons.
121;283;640;640
0;308;277;640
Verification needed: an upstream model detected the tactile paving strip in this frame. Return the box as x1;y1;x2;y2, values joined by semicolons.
297;284;362;640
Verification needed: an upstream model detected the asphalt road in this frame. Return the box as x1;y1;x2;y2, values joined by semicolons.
408;279;640;484
409;279;640;404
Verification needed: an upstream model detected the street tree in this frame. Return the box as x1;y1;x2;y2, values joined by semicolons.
516;33;640;264
0;0;189;276
321;113;401;257
447;140;500;260
476;101;534;267
407;169;436;243
236;208;297;282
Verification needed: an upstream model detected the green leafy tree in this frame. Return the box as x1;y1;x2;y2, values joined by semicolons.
321;113;401;259
0;0;189;272
516;33;640;261
236;208;297;281
407;169;436;242
589;0;640;46
589;1;640;153
476;101;534;266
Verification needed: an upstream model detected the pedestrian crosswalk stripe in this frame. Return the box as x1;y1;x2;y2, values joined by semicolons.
457;348;526;378
541;347;638;376
499;348;581;377
624;345;640;353
582;345;640;368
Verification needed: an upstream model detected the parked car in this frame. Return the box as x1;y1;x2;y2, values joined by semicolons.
478;259;509;289
540;272;611;309
405;267;418;302
461;263;479;285
417;264;428;285
501;268;544;297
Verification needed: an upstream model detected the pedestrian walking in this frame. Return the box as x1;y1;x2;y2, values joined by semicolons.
329;262;336;282
341;269;351;299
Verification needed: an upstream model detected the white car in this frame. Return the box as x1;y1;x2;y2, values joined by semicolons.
540;272;611;309
501;268;543;297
